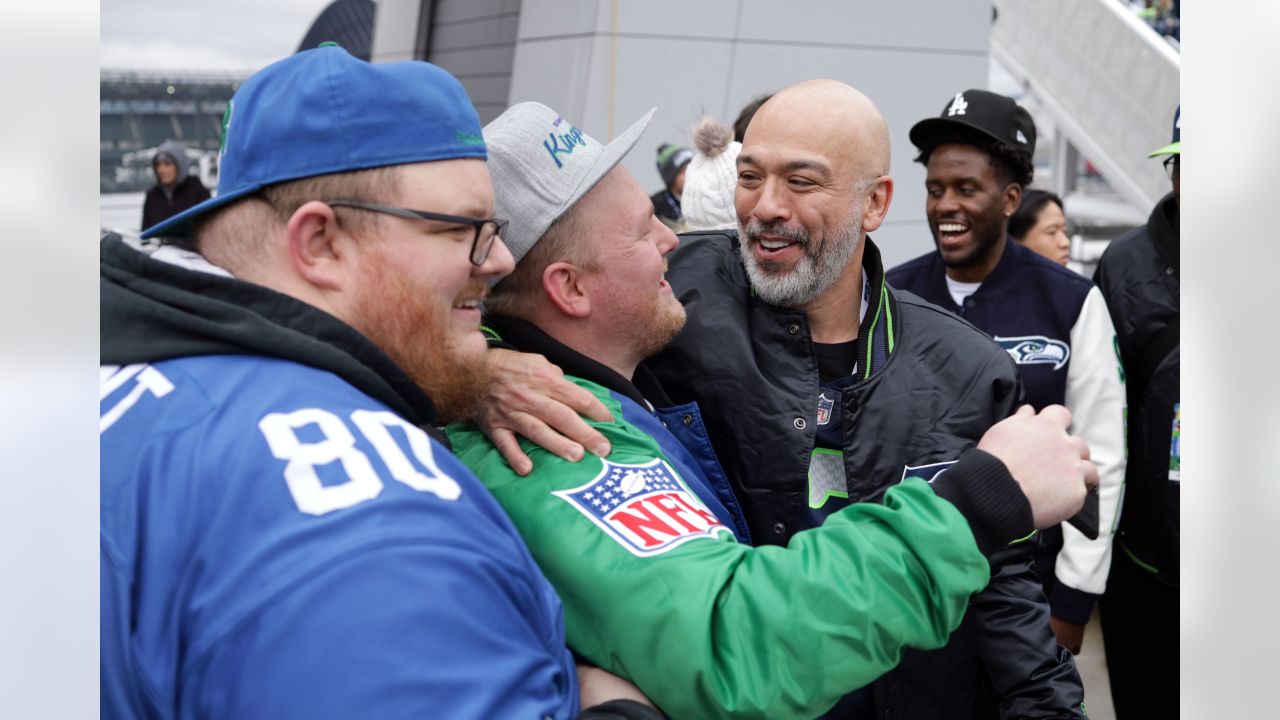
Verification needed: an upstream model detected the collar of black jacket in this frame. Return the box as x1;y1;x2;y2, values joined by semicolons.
480;314;672;409
99;233;438;426
850;237;899;379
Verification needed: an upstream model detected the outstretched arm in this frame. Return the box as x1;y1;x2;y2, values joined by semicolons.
477;348;614;474
449;400;1094;720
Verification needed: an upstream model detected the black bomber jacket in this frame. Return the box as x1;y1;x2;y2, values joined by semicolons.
1093;192;1180;588
645;231;1085;720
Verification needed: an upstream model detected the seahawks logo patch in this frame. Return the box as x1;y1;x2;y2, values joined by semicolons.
995;335;1070;371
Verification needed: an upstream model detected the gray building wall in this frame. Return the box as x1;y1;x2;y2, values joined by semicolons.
375;0;991;267
373;0;522;125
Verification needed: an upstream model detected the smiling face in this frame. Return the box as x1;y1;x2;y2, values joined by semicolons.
578;166;686;360
925;143;1020;282
347;159;515;420
734;83;888;309
1016;200;1070;265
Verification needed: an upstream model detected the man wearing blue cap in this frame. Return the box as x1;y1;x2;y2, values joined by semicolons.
99;45;660;720
1093;106;1180;720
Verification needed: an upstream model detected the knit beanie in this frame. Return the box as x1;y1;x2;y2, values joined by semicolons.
681;116;741;231
655;143;694;189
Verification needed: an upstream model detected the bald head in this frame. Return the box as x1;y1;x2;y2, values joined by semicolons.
733;79;896;316
747;79;890;179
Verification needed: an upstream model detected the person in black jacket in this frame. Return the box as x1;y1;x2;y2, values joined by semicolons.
888;90;1127;660
644;79;1085;720
474;82;1098;719
450;101;1098;719
1092;105;1180;720
140;140;210;232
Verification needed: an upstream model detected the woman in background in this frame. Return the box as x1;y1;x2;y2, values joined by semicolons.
1010;189;1071;266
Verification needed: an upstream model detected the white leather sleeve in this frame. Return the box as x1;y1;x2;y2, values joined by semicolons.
1057;286;1127;595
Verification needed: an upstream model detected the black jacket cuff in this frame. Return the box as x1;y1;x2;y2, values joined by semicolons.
1049;582;1099;625
930;448;1034;556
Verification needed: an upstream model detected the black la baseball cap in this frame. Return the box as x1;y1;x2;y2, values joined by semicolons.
909;89;1037;155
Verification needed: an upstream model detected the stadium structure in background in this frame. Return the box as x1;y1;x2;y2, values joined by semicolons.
100;0;1173;269
100;70;243;193
100;0;375;195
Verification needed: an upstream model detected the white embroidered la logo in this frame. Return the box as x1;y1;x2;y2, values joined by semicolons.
947;93;968;116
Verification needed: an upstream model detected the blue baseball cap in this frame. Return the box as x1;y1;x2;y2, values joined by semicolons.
143;44;488;239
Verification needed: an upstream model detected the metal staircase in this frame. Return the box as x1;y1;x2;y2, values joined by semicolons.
991;0;1179;211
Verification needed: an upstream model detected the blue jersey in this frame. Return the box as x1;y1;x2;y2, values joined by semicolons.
101;354;578;719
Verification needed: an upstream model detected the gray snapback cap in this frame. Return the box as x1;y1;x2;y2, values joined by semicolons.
484;102;655;262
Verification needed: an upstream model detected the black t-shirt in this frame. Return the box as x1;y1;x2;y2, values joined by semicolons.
814;339;858;384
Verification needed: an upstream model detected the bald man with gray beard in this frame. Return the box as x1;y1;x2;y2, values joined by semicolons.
643;80;1086;719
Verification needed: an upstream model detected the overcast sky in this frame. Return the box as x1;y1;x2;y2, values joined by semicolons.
101;0;338;72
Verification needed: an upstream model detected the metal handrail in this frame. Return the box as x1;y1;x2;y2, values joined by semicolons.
992;0;1179;210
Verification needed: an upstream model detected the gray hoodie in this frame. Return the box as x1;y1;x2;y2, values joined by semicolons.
154;141;192;193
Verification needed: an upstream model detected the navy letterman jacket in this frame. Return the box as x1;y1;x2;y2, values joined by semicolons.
647;231;1084;720
889;239;1127;625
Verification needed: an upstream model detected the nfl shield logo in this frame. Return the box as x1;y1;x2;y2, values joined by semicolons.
555;458;730;557
816;392;834;426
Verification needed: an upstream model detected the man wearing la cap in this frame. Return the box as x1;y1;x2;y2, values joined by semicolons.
474;81;1099;719
888;89;1127;670
1092;105;1180;720
100;45;662;720
447;101;1097;720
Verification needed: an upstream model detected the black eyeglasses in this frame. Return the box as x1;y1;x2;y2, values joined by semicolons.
1163;156;1179;181
326;199;508;266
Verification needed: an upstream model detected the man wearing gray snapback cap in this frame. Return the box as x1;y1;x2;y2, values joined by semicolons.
100;45;660;720
454;100;1099;719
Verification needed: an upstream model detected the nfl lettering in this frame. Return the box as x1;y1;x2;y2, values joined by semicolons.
556;458;731;557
